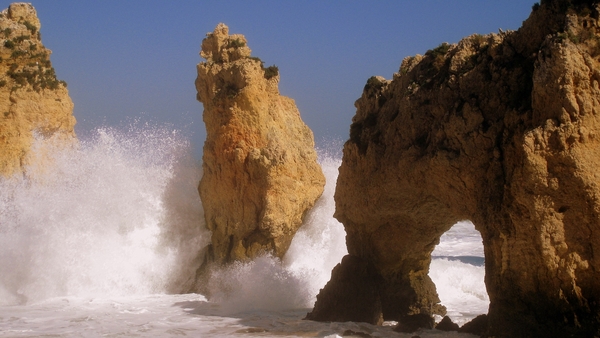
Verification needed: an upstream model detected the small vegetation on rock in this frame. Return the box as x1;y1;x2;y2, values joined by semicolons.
426;42;451;71
470;34;487;49
10;50;26;58
228;38;245;48
569;32;581;43
264;65;278;79
249;56;263;64
22;20;37;35
14;35;29;43
364;76;385;92
247;56;279;79
557;32;568;42
427;42;451;59
6;59;65;92
406;81;419;95
400;56;415;75
571;29;596;44
419;42;453;86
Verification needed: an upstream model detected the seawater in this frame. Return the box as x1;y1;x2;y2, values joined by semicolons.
431;221;489;326
0;126;487;337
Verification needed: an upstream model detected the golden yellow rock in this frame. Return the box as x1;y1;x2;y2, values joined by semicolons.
0;3;75;177
309;1;600;336
196;23;325;264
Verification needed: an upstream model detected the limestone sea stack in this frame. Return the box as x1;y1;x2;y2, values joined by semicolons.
0;3;75;177
195;23;325;265
308;0;600;336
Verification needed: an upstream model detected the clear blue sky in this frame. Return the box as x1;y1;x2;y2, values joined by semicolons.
5;1;535;158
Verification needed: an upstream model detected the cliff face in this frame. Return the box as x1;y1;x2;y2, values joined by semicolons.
308;1;600;336
0;3;76;177
195;24;325;265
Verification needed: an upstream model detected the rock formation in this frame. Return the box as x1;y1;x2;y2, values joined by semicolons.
195;24;325;265
308;0;600;336
0;3;76;177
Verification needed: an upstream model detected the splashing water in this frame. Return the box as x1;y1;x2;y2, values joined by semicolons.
0;127;486;337
0;126;208;305
431;221;489;326
205;154;348;313
0;128;348;310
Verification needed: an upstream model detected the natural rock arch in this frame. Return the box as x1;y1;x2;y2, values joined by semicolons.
307;1;600;336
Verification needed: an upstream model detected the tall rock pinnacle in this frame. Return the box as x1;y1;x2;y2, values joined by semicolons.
195;23;325;265
0;3;76;177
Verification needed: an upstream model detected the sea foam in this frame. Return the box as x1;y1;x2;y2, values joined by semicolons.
205;154;348;313
0;126;487;328
0;126;207;305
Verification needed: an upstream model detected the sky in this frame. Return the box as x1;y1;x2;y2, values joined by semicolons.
4;1;536;159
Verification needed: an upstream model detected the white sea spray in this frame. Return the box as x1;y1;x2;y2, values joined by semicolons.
0;128;487;337
205;153;348;313
0;126;208;305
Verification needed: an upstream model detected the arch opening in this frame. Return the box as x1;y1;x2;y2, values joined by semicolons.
429;220;489;327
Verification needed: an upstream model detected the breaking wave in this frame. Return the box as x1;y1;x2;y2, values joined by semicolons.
0;126;486;327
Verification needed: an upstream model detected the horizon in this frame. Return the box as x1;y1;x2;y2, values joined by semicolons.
4;1;535;159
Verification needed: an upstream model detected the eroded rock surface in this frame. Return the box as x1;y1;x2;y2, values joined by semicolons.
305;255;383;325
309;1;600;336
0;3;75;176
196;24;325;265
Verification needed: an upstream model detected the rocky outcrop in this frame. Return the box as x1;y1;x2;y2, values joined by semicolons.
0;3;76;177
195;24;325;264
308;0;600;336
435;316;460;332
459;315;488;336
305;255;383;324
